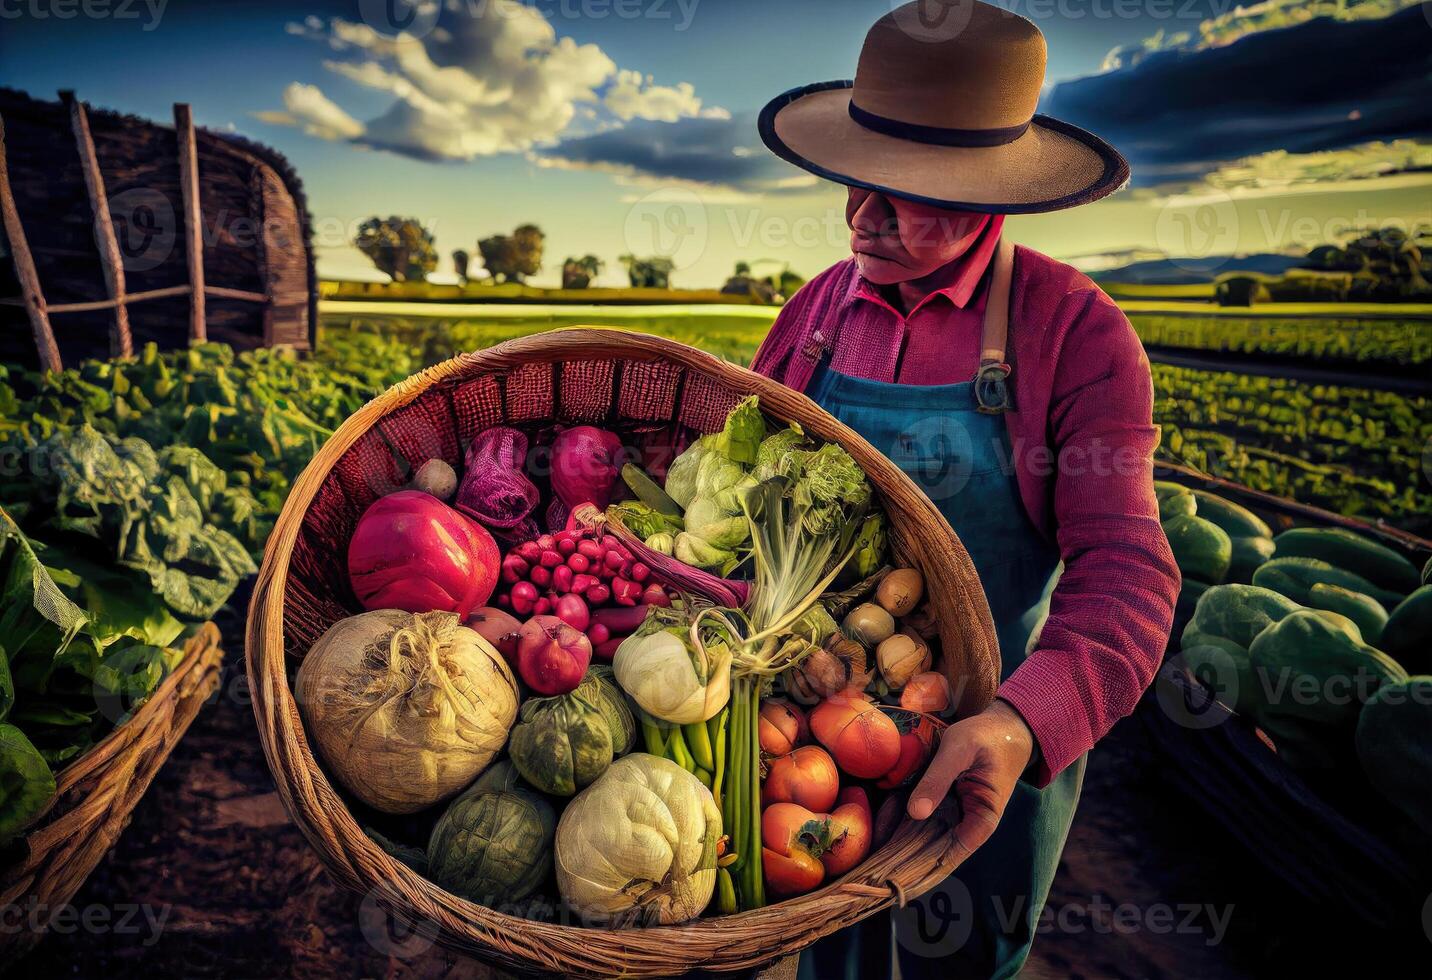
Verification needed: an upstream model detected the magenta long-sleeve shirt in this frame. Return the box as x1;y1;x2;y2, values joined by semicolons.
751;244;1180;785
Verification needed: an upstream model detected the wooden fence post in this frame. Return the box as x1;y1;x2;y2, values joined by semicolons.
0;113;62;373
62;90;133;359
173;103;206;343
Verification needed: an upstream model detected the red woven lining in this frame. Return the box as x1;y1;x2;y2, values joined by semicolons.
378;395;461;472
618;359;682;421
558;359;616;423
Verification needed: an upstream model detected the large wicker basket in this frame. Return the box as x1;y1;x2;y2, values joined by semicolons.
0;622;224;964
246;328;1001;976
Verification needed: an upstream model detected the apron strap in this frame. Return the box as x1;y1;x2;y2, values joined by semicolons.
974;236;1016;414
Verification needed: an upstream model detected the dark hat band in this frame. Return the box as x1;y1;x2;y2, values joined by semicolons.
848;100;1031;147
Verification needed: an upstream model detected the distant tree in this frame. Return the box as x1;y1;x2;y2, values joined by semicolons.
722;260;803;303
452;248;471;285
478;224;546;283
562;254;603;289
1215;275;1271;307
619;254;674;288
353;216;438;282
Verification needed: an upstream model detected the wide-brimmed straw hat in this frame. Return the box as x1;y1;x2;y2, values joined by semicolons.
759;0;1129;213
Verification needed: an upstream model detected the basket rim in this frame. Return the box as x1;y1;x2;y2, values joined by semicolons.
245;327;998;975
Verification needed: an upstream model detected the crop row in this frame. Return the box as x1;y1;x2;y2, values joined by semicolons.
1130;313;1431;367
1151;364;1430;535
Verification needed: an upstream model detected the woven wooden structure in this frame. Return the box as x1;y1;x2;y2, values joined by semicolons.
247;328;1001;976
0;623;225;963
0;88;315;371
1142;464;1432;929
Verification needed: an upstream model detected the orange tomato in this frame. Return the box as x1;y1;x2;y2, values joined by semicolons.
899;671;952;714
758;699;810;756
761;802;831;898
762;846;825;898
762;745;840;812
823;787;872;876
876;714;937;790
809;692;902;779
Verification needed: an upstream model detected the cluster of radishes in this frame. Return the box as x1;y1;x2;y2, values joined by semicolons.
494;527;670;659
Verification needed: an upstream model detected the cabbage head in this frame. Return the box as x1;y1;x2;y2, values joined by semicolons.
664;437;711;510
508;687;614;796
555;754;721;924
427;761;556;906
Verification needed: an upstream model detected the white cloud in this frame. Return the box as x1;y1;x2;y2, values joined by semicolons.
268;1;723;161
279;82;365;141
603;69;724;123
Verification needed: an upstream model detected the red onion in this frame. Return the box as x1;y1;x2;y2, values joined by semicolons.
454;427;540;530
516;615;592;695
550;427;624;512
346;491;499;618
466;607;522;663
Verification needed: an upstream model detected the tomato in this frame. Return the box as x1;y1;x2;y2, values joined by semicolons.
762;745;840;812
759;699;810;756
761;802;832;897
876;714;936;790
823;787;872;876
899;671;952;714
809;692;902;779
762;846;825;898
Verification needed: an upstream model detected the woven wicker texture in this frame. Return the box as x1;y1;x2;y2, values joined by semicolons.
0;623;224;964
247;328;1000;976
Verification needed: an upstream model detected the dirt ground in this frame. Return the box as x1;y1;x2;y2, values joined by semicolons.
17;618;1428;978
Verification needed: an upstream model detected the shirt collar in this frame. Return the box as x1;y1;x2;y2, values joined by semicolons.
847;214;1005;315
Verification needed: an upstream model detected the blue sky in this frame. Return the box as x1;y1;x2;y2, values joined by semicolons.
3;0;1429;285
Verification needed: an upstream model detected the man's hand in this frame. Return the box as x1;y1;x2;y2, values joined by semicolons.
906;699;1036;858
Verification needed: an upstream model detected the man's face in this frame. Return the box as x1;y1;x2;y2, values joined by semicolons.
846;187;986;285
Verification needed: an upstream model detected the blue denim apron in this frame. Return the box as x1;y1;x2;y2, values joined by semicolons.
794;246;1085;980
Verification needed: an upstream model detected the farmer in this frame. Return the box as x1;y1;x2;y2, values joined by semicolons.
751;2;1180;977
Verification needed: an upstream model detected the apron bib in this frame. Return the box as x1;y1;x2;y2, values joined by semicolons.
794;241;1085;980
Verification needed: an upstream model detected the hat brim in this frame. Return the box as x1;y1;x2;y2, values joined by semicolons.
759;81;1130;214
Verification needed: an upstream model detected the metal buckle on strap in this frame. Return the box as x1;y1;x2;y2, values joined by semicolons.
974;361;1012;414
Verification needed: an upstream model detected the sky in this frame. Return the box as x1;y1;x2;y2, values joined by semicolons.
2;0;1430;286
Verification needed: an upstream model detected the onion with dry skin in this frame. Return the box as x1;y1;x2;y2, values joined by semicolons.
295;609;518;814
844;603;895;646
876;568;924;617
876;631;931;690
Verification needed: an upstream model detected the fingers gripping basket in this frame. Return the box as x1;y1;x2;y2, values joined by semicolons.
246;328;1001;976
